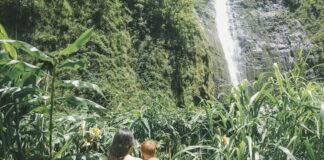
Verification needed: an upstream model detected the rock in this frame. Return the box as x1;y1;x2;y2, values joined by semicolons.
228;0;311;80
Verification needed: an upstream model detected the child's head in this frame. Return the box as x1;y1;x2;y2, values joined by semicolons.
141;140;157;159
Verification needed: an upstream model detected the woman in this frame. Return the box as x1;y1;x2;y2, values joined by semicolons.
108;128;142;160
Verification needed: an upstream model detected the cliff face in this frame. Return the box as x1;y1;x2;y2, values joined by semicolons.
195;0;316;85
229;0;311;80
195;0;231;96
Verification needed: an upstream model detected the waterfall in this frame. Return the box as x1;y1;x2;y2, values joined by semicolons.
215;0;241;85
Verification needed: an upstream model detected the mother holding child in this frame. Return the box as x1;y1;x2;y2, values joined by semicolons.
108;128;159;160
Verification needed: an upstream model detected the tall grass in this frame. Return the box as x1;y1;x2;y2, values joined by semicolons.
164;51;323;159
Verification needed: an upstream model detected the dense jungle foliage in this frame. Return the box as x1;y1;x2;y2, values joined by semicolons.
0;0;217;108
0;0;323;159
283;0;324;69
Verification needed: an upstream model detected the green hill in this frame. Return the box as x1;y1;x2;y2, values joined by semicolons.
0;0;223;108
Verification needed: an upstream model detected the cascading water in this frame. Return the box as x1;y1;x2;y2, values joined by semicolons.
215;0;241;85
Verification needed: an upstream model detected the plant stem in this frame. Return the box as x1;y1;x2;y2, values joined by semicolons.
15;102;23;159
320;115;323;158
49;65;56;158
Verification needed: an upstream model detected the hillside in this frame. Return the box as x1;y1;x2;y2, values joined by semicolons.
0;0;224;108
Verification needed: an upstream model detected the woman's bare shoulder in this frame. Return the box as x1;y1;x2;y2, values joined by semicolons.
124;155;142;160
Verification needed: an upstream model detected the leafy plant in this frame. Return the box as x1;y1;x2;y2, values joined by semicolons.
0;25;106;159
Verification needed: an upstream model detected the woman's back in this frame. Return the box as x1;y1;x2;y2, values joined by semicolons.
108;129;142;160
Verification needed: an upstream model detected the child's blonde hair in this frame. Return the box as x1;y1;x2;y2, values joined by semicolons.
141;140;157;156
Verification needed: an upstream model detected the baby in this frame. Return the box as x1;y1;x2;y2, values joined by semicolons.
141;140;159;160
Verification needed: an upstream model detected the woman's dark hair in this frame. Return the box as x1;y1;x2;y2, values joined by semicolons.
108;128;134;160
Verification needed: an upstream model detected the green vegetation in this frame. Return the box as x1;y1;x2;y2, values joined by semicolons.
0;25;102;159
1;31;323;159
0;0;323;159
283;0;324;74
0;0;216;108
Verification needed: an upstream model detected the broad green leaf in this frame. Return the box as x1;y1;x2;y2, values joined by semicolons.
0;40;52;62
57;28;93;56
278;146;296;160
57;58;89;70
19;73;37;86
60;80;105;99
7;67;23;80
0;24;18;59
65;96;106;110
0;24;9;38
0;87;35;102
3;60;43;81
7;60;39;70
3;43;17;60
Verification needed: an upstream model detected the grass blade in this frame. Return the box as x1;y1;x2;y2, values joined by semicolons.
52;138;73;160
278;146;296;160
304;140;315;160
246;136;253;160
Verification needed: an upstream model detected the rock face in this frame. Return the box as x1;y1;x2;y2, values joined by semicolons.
195;0;231;95
228;0;311;80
